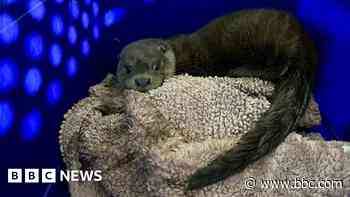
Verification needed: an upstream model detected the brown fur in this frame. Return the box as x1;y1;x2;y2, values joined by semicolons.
116;8;318;190
164;9;318;190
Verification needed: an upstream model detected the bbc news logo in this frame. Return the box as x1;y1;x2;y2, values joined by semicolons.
8;169;102;183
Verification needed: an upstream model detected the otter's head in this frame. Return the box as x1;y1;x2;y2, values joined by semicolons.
116;39;176;92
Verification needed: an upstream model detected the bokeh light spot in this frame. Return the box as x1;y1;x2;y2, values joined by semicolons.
24;67;42;96
49;43;62;67
0;101;13;136
69;0;80;19
51;14;65;36
144;0;156;4
66;56;78;77
104;8;126;27
47;80;62;105
84;0;91;5
25;32;44;60
93;24;99;40
81;11;89;29
0;59;17;93
81;39;90;57
55;0;64;4
0;0;17;5
92;1;99;16
28;0;45;21
0;13;19;44
67;25;77;45
21;109;42;141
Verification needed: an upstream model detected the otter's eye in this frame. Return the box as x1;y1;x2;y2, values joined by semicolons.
124;65;132;74
152;64;159;71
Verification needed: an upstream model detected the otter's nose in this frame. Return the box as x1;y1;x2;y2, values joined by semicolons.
135;78;151;88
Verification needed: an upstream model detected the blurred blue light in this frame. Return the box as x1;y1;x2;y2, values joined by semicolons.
51;14;65;36
81;39;90;57
0;59;17;93
144;0;155;4
25;32;44;60
0;0;17;5
27;0;45;21
47;80;62;105
93;24;99;40
55;0;64;4
69;0;80;19
49;43;62;67
66;56;78;77
67;25;77;45
298;0;350;41
104;8;126;27
0;13;19;44
92;1;99;16
24;67;42;96
84;0;91;5
314;41;350;136
21;109;42;141
0;101;13;136
81;11;89;29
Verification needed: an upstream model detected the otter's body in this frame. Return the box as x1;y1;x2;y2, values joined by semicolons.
167;9;316;80
116;9;318;190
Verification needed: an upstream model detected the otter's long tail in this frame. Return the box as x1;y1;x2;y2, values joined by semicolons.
186;67;313;190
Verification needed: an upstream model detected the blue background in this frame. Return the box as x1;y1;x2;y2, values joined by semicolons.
0;0;349;196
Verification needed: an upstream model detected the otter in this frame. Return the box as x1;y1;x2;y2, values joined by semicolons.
116;9;318;190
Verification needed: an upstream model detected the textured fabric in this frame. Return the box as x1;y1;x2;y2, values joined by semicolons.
59;74;349;197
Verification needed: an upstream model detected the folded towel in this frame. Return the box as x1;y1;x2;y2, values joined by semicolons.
59;74;350;197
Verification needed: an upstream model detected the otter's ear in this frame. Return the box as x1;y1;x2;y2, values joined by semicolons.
162;47;176;78
158;44;168;54
157;40;172;54
157;41;176;72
